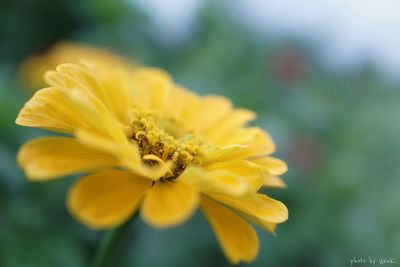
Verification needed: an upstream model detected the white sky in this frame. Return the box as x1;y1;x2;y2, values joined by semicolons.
134;0;400;78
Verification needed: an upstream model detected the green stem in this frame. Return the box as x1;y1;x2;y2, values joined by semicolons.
91;215;136;267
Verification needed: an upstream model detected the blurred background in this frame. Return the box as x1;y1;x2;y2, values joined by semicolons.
1;0;400;266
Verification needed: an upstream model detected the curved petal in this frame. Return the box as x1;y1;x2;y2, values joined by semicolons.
20;41;136;88
141;181;199;227
17;137;119;180
46;61;133;124
243;213;278;234
213;127;261;147
16;87;86;134
201;195;259;264
45;63;101;97
204;160;264;192
65;87;128;144
67;170;151;229
131;68;173;110
166;85;202;129
251;156;288;175
16;84;128;145
239;211;278;234
180;167;248;196
203;145;246;164
80;60;134;125
239;130;276;158
76;129;173;181
187;95;232;133
45;64;130;143
204;129;276;164
204;109;256;145
263;174;287;188
208;193;288;224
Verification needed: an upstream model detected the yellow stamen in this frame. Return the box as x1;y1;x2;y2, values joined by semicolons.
129;109;204;180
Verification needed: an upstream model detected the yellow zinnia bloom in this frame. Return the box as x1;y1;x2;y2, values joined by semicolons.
20;41;135;89
16;61;288;264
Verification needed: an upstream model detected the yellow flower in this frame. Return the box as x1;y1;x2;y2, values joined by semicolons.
16;61;288;264
20;41;135;89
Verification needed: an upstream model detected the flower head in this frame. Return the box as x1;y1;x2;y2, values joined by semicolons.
20;42;135;88
16;60;288;264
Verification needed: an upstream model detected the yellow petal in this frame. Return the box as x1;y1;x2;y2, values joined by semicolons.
201;195;259;264
263;222;277;233
45;63;101;97
76;130;172;181
241;212;278;234
217;129;276;160
66;87;128;144
81;60;134;125
239;130;276;157
67;170;151;229
20;41;136;88
15;87;86;134
46;62;134;126
215;127;261;147
204;109;256;145
205;129;276;163
251;156;288;175
141;181;199;227
263;173;287;188
46;63;130;143
203;145;246;164
188;95;232;133
17;137;119;180
205;160;264;192
16;81;127;145
209;193;288;224
131;68;173;110
180;167;248;196
165;85;200;125
76;129;141;166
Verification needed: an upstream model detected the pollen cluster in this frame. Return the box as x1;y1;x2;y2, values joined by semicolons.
129;110;204;180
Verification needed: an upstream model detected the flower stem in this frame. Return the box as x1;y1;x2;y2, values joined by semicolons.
91;215;136;267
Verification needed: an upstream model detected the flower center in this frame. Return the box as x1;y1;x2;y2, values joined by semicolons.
129;110;203;181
